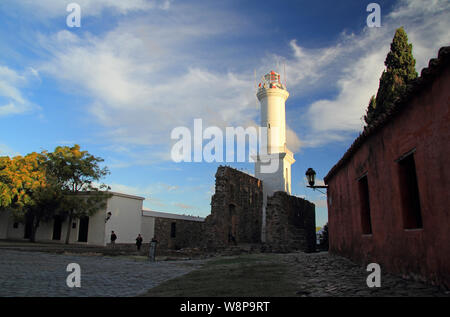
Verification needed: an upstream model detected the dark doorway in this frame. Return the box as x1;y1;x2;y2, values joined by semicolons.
52;216;63;240
78;216;89;242
24;215;33;239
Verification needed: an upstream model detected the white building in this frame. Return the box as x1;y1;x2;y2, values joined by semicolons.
254;71;295;242
0;191;205;246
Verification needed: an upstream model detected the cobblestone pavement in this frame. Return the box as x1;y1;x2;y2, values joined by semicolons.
1;248;448;297
0;249;204;297
284;252;449;297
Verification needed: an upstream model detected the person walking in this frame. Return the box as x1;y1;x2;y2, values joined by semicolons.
136;234;143;251
110;231;117;248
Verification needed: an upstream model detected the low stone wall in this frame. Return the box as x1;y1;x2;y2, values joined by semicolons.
265;191;316;253
154;217;204;250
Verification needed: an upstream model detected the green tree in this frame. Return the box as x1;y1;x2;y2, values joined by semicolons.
363;95;377;127
46;145;111;244
22;184;64;242
365;27;418;126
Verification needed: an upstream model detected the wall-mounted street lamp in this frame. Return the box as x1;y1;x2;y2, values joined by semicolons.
105;211;112;223
305;168;328;193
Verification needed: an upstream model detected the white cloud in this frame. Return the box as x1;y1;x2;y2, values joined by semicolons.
286;125;303;153
26;0;450;160
312;199;328;209
107;183;144;196
0;65;38;117
0;143;20;157
273;0;450;147
307;51;386;133
9;0;169;18
106;181;205;213
173;202;195;210
20;1;304;160
107;181;184;198
37;10;255;154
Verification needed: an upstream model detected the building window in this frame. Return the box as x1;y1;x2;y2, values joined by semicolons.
397;152;423;229
358;175;372;235
170;222;176;238
13;222;19;229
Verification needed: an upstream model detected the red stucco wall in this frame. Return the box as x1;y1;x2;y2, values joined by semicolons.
326;65;450;288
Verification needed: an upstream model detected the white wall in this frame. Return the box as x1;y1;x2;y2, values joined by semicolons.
30;211;103;244
104;194;144;245
141;215;155;243
61;218;79;244
87;206;107;245
0;192;147;246
0;210;98;244
35;221;53;241
6;213;24;240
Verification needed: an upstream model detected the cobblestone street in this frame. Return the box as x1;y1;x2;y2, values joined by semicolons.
0;248;448;297
0;249;204;297
284;252;449;297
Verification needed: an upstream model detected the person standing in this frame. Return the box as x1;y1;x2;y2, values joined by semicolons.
110;231;117;248
136;234;143;251
149;237;158;261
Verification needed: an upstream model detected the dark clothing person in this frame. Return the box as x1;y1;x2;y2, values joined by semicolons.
110;231;117;248
136;234;143;251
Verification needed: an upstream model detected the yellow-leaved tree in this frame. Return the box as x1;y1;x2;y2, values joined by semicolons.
0;145;110;243
0;152;62;242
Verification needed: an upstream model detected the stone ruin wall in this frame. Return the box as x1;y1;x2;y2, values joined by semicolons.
265;191;316;253
204;166;264;250
203;166;316;253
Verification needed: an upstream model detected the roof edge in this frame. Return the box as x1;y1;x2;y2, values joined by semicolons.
142;209;205;222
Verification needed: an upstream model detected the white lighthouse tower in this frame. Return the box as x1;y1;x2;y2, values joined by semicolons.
255;70;295;194
255;71;295;242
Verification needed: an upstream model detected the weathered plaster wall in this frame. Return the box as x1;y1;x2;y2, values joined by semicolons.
325;56;450;288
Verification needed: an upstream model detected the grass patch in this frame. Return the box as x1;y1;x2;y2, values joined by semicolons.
141;253;298;297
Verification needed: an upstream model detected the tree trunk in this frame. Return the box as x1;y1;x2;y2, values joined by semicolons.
65;211;74;245
30;218;40;243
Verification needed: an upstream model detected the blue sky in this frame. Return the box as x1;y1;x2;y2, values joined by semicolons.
0;0;449;227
